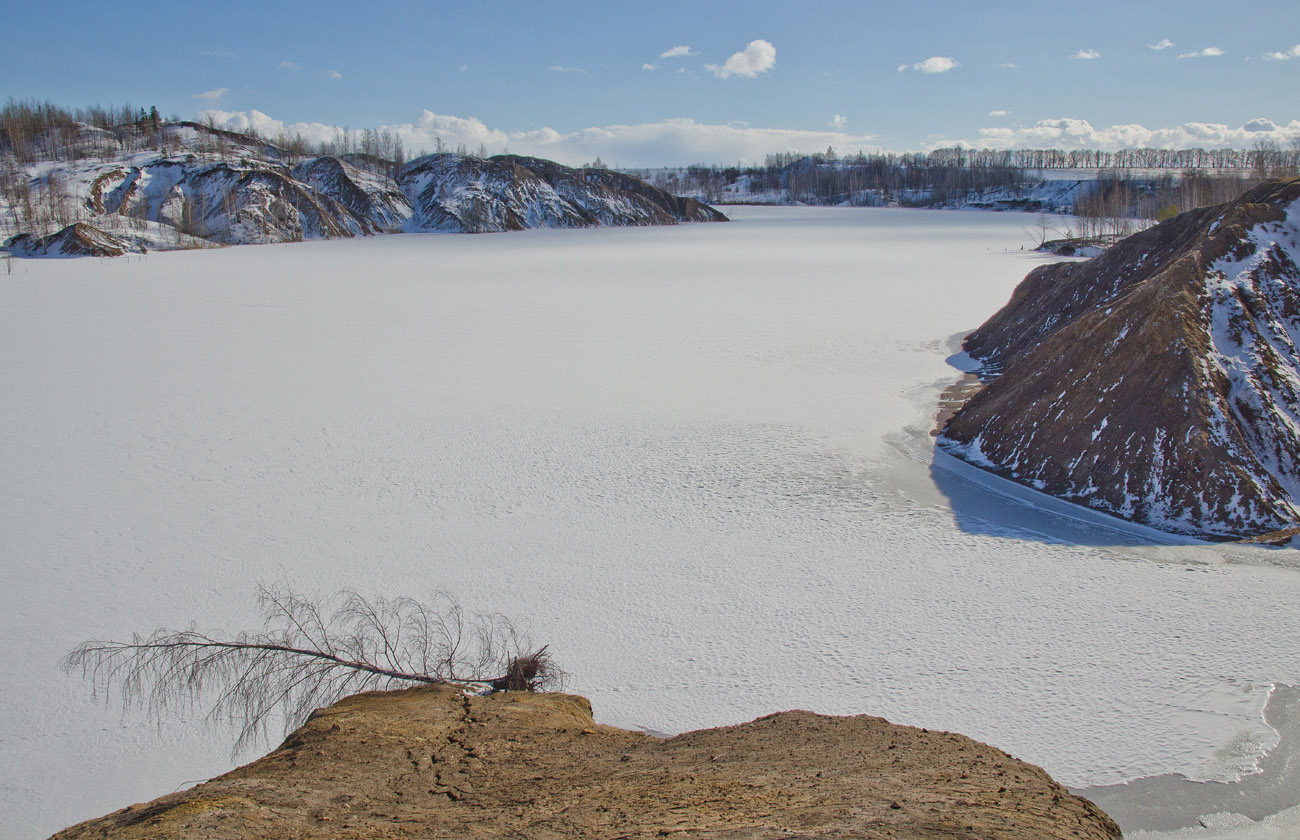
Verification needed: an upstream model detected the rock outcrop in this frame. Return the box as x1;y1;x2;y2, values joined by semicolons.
7;222;128;257
51;686;1119;839
940;178;1300;538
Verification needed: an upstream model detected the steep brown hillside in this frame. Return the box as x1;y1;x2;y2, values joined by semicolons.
51;686;1119;840
941;178;1300;538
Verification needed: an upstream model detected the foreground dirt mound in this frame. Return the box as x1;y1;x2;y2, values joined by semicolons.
52;686;1119;839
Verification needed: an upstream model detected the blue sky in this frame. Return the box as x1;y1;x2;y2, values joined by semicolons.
5;0;1299;165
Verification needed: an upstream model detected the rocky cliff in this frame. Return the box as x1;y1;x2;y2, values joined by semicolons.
2;122;726;257
51;686;1119;839
940;178;1300;538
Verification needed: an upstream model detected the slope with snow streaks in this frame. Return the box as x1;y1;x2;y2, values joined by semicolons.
293;156;412;232
940;178;1300;538
1;122;726;256
7;221;128;258
397;154;728;233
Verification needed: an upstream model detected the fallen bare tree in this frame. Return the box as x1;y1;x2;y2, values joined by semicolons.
63;584;565;751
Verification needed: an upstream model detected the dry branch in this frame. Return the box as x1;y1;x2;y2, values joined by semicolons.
63;584;565;752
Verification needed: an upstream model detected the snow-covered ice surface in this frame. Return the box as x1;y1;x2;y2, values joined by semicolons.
4;206;1300;838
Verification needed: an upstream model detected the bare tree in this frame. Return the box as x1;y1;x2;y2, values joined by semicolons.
64;584;564;752
1026;213;1052;248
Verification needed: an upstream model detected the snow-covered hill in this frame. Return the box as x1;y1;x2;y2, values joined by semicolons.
402;154;725;233
1;122;726;257
939;178;1300;539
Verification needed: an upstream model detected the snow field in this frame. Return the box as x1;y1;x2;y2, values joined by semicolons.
3;207;1299;838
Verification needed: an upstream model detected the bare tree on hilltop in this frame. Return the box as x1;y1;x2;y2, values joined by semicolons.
64;585;565;752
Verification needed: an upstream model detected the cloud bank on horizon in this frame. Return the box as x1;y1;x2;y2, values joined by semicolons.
202;107;1300;169
6;0;1298;168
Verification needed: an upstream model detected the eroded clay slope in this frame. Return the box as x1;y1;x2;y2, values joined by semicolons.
941;178;1300;538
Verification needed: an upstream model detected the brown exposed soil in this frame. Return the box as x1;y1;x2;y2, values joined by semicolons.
51;686;1120;840
941;178;1300;538
933;373;984;436
19;222;129;257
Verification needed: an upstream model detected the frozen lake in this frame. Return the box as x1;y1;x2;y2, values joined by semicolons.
4;206;1300;839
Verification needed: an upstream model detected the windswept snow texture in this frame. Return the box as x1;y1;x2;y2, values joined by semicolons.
942;180;1300;538
3;208;1300;839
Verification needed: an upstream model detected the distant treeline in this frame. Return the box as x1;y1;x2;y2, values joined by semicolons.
902;144;1300;171
631;142;1300;226
0;99;177;162
0;98;473;169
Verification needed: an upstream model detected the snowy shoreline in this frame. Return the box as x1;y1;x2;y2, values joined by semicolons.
1077;684;1300;837
928;356;1299;836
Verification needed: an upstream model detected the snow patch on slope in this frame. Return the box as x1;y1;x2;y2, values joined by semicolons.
1203;197;1300;510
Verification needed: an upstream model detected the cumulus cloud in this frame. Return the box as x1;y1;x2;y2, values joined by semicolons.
642;63;658;71
829;114;847;130
198;108;881;168
938;116;1300;152
325;70;343;79
706;40;776;79
1178;47;1224;59
1072;49;1101;60
192;87;228;100
1264;45;1300;60
898;56;959;74
1147;39;1174;51
988;110;1009;117
548;65;586;74
198;109;353;146
278;61;301;71
660;45;695;59
1243;118;1279;132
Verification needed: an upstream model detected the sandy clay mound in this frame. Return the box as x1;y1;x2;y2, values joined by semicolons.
52;685;1120;839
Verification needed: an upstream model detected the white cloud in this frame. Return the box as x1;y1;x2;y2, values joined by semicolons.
988;110;1009;117
1264;44;1300;60
660;45;695;59
899;56;959;74
548;65;586;74
1243;117;1279;132
706;39;776;79
325;70;343;79
999;62;1019;69
1178;47;1224;59
939;116;1300;152
829;114;847;129
1072;49;1101;60
201;49;238;59
192;87;228;100
198;108;881;168
1147;39;1174;51
278;61;301;71
642;63;658;71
